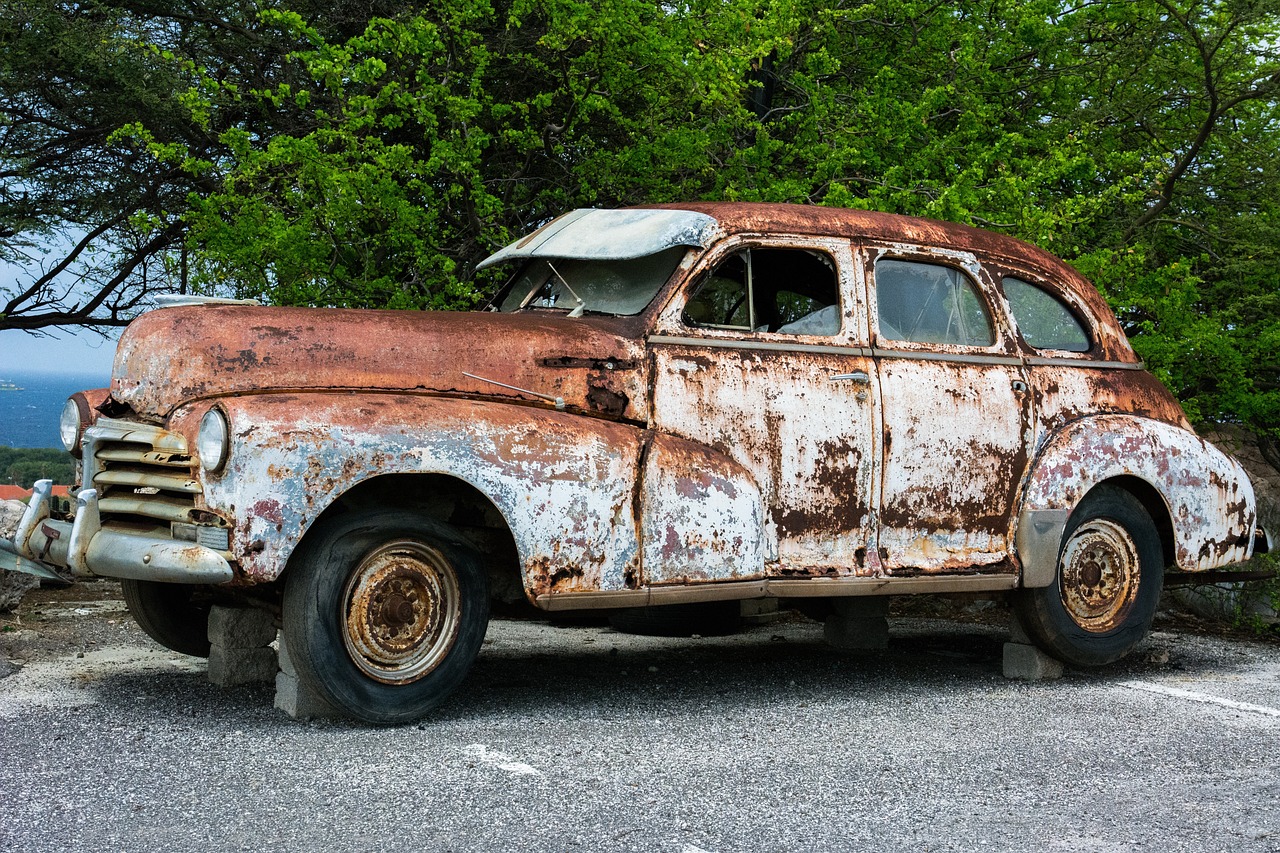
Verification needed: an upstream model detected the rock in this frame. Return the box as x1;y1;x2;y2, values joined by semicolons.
0;499;40;612
0;574;39;613
0;499;24;539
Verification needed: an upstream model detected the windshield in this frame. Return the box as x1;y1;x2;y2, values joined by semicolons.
498;247;687;316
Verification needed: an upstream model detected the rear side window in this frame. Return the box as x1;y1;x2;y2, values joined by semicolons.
1003;277;1090;352
875;259;994;347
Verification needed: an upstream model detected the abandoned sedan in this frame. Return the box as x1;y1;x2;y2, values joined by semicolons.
0;203;1267;723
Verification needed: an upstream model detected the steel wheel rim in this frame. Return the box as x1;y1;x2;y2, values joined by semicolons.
341;540;462;684
1058;518;1141;633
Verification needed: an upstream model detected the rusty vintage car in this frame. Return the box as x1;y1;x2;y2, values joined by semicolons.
0;203;1268;722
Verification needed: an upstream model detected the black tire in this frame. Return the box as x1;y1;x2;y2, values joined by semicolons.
608;601;743;637
282;509;489;724
121;579;212;658
1014;486;1164;667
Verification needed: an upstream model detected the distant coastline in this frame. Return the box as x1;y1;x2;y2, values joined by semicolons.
0;370;111;449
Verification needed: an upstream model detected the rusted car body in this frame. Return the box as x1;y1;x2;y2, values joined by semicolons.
1;203;1266;722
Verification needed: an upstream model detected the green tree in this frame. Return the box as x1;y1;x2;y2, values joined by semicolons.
0;0;410;332
4;0;1280;440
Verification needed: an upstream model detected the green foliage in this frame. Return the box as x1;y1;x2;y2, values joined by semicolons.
6;0;1280;438
0;447;74;488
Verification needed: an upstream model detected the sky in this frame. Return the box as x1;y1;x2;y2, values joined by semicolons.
0;326;120;379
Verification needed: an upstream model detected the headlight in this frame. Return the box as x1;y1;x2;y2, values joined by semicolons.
197;408;230;474
60;397;84;453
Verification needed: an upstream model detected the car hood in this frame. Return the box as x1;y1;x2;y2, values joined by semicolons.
110;306;650;422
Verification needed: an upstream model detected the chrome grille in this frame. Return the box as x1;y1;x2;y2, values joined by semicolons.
83;418;199;528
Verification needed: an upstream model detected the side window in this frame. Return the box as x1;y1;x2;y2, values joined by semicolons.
874;259;994;346
684;248;840;336
1003;277;1091;352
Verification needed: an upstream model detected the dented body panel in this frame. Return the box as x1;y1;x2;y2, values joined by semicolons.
198;393;646;597
6;203;1261;619
1020;414;1255;579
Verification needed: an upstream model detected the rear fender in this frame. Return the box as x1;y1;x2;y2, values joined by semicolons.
1016;415;1256;586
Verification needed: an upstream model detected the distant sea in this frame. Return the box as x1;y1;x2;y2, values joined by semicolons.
0;371;111;449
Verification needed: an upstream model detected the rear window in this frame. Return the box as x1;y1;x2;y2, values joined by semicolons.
1003;277;1090;352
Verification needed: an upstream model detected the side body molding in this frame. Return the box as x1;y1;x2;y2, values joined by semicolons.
1017;414;1256;587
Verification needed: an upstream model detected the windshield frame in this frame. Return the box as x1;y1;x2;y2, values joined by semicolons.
493;247;692;318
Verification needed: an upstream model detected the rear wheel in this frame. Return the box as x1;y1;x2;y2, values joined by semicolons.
1015;486;1164;667
121;579;212;658
282;509;489;724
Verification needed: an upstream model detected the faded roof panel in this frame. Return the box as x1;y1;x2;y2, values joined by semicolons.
651;201;1061;269
478;208;719;269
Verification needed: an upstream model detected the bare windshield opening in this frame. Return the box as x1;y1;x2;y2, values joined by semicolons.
498;247;687;316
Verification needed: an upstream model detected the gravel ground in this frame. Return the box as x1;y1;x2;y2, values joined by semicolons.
1;580;1279;853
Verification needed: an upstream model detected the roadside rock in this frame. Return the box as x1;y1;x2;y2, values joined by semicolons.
0;500;39;612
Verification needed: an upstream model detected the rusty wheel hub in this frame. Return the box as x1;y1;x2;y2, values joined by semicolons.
341;540;462;684
1058;519;1140;633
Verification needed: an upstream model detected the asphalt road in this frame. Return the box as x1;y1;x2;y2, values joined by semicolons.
1;581;1278;853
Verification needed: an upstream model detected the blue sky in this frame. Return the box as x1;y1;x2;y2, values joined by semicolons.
0;327;119;379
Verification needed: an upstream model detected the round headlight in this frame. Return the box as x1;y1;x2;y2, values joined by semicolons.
197;408;230;474
60;397;84;453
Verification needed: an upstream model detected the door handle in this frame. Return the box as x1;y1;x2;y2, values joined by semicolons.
831;371;871;385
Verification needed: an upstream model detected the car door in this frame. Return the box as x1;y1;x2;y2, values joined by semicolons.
865;245;1035;575
645;236;882;583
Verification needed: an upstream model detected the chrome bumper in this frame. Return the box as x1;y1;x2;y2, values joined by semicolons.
0;479;234;585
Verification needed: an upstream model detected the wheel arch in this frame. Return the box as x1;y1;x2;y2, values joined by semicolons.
1102;475;1176;570
288;472;525;607
209;393;647;597
1015;414;1254;587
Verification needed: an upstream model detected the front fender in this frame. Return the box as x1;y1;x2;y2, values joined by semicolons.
1017;414;1256;586
190;394;646;595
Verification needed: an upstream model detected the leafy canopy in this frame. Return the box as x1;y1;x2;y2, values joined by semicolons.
4;0;1280;438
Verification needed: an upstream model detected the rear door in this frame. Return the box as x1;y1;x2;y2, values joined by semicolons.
865;246;1035;575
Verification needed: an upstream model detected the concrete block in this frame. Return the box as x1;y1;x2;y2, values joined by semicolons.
208;644;278;686
739;598;783;625
1002;642;1064;681
207;605;277;648
274;634;342;719
274;671;342;720
832;596;890;618
825;611;890;651
277;634;296;677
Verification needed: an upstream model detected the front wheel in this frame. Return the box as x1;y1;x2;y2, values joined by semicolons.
282;509;489;724
121;579;212;658
1014;486;1164;668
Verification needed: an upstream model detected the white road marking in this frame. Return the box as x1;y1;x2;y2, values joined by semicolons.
681;845;717;853
462;743;542;776
1121;681;1280;719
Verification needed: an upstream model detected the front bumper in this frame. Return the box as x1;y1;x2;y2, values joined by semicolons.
0;479;234;585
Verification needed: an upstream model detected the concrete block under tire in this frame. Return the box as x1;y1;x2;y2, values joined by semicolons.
1003;642;1064;680
275;670;342;720
208;645;278;686
207;605;277;648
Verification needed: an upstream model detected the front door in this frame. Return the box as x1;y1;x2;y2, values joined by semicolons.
645;237;881;582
